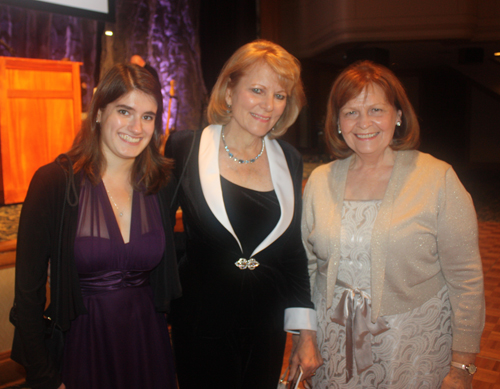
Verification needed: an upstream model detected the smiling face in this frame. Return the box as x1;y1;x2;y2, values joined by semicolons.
97;89;157;165
225;62;287;138
338;83;402;160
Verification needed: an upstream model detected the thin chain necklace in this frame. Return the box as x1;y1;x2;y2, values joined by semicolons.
106;188;132;217
221;126;265;164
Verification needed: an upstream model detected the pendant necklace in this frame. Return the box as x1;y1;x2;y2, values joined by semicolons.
106;188;131;217
221;126;265;164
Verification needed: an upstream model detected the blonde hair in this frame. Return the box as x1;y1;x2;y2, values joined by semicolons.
207;40;305;137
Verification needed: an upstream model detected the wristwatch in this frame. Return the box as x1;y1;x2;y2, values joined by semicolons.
450;361;477;375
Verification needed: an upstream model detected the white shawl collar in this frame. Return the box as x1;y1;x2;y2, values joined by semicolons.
199;124;294;257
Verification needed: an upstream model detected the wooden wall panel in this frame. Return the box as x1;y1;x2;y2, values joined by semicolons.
8;69;73;91
45;99;76;160
0;57;82;204
281;0;500;58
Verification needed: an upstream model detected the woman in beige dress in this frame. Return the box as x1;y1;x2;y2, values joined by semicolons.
302;60;485;389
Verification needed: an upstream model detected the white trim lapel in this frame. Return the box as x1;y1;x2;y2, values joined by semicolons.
199;125;242;250
198;125;295;258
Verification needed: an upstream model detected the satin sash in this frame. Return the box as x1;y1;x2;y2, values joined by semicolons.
79;270;150;297
331;279;390;382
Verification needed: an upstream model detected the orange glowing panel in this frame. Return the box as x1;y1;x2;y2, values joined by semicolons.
0;57;82;204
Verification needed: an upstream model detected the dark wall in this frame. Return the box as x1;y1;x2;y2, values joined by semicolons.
417;68;469;168
199;0;257;94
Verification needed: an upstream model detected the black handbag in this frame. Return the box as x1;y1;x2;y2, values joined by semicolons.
44;317;64;370
8;306;65;373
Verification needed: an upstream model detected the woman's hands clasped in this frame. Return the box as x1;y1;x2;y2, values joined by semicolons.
288;330;323;386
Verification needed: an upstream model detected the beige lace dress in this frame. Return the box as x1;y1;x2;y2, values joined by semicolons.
312;200;453;389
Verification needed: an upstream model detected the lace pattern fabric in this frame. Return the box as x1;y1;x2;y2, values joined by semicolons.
313;200;452;389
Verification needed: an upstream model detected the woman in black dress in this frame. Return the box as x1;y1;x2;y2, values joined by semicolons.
166;40;322;388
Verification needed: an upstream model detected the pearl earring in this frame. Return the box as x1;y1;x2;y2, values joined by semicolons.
396;121;401;127
338;127;342;134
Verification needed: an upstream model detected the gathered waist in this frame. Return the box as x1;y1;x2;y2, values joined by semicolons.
79;270;150;296
332;278;389;382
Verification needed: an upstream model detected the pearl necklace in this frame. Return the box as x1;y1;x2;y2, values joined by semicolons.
221;126;265;164
106;188;131;217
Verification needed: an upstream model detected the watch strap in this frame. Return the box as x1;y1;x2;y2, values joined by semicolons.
450;361;477;375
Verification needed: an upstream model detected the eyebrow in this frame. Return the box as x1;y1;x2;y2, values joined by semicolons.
116;104;134;110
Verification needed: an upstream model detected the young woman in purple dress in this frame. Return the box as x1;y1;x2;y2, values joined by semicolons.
11;63;181;389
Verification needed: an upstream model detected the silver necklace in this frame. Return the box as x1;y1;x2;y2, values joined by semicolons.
106;188;131;217
221;126;265;164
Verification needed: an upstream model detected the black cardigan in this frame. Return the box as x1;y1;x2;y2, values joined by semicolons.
11;158;181;389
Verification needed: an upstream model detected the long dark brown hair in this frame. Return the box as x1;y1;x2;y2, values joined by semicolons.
67;63;172;193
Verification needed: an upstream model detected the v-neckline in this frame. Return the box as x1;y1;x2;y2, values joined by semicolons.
102;181;133;245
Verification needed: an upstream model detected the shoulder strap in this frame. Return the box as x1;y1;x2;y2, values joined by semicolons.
169;130;197;209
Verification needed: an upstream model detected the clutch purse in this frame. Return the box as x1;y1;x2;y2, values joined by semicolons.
278;366;303;389
277;367;289;389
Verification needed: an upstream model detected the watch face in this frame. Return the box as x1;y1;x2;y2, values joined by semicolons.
466;364;477;374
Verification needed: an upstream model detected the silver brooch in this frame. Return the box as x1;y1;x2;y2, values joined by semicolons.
234;258;260;270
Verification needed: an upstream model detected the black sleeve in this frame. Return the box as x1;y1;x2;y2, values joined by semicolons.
150;183;182;313
11;165;65;389
279;142;314;310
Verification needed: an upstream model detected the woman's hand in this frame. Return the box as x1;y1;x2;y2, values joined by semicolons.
58;384;66;389
441;351;476;389
441;367;473;389
288;330;323;382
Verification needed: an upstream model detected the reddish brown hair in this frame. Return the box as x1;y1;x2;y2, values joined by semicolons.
67;63;172;193
325;60;420;159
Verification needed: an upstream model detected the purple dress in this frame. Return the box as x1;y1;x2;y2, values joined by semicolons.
61;179;176;389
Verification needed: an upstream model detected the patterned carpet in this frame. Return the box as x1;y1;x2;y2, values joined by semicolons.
474;222;500;388
0;205;21;242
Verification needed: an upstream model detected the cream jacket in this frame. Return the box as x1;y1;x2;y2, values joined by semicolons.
302;150;485;352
